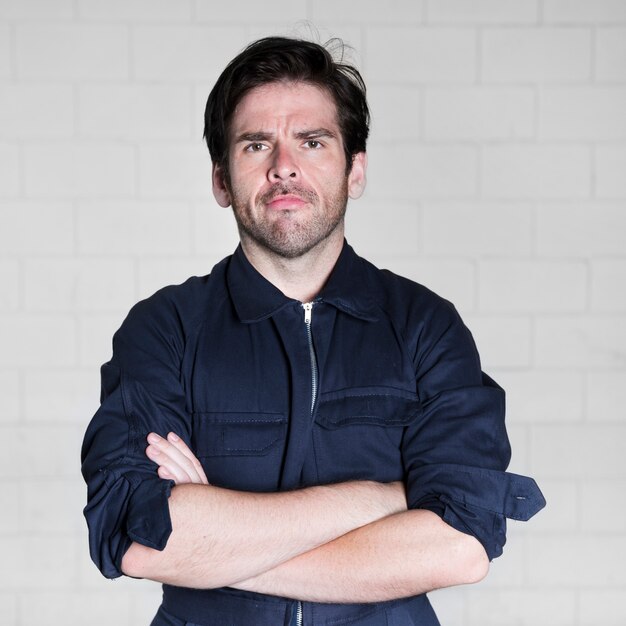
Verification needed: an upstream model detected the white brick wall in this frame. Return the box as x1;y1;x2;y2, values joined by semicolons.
2;2;625;624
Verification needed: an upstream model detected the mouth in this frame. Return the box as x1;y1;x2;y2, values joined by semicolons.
260;185;317;211
265;194;308;210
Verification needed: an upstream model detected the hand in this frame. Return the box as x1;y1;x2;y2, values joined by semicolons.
145;432;209;485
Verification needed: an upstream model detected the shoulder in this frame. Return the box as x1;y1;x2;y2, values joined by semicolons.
115;256;231;350
361;257;460;327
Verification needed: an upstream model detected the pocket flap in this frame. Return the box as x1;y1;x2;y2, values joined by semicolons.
192;412;287;456
316;387;422;429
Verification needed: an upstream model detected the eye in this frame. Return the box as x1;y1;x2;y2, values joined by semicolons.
304;139;322;149
245;142;267;152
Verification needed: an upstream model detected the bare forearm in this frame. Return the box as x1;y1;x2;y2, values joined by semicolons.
233;509;489;603
121;480;406;588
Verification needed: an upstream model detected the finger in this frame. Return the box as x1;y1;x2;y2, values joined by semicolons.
166;432;209;485
146;433;202;484
146;442;191;484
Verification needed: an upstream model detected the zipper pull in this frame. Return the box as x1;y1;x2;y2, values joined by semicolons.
303;302;313;325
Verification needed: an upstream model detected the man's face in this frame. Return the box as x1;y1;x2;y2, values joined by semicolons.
212;81;366;259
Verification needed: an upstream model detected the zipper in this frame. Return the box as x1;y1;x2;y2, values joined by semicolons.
297;301;317;626
302;302;318;414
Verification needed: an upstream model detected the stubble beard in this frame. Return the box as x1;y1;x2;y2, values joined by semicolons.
230;181;349;260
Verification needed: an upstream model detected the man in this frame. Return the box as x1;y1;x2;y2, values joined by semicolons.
81;36;545;626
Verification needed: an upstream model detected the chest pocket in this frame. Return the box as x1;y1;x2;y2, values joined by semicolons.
313;387;422;484
191;412;287;492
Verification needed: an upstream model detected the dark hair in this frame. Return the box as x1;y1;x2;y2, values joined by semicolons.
203;36;369;173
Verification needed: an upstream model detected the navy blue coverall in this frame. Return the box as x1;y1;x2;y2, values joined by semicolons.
81;242;545;625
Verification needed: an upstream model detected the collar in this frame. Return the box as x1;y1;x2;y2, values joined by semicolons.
226;241;380;324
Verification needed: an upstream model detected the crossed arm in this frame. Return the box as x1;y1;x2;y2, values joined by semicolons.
121;432;489;602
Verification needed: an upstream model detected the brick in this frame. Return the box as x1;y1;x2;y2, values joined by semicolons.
535;315;626;368
537;203;626;256
76;201;192;256
24;258;136;313
482;145;591;199
368;84;421;141
345;199;419;257
0;85;74;138
131;589;165;626
78;85;191;140
193;201;242;260
24;369;100;423
597;146;626;198
482;28;591;82
580;590;626;626
506;423;530;474
531;424;626;477
581;480;626;531
0;371;19;422
193;82;213;141
0;143;19;197
24;143;135;199
528;533;626;586
540;87;626;140
0;202;73;255
428;0;538;23
587;371;626;422
78;0;191;20
21;425;84;478
311;0;423;23
22;479;85;532
463;315;532;368
421;202;533;257
596;28;626;81
21;590;131;626
478;260;587;313
467;589;576;626
0;0;74;19
0;25;11;78
0;260;19;311
428;587;466;626
521;479;577;532
591;260;626;311
367;143;477;199
139;143;213;199
16;24;129;80
544;0;626;23
133;25;248;81
495;370;585;423
196;0;307;22
79;314;125;367
0;594;17;626
366;27;476;83
0;483;19;532
0;535;77;590
0;315;76;367
424;87;534;140
386;258;476;313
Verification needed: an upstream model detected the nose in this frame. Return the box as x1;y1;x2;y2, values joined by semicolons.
268;143;299;182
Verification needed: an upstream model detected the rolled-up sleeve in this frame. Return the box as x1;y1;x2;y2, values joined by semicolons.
81;293;191;579
403;300;545;561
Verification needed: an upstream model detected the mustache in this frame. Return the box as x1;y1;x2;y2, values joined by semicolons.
258;184;318;205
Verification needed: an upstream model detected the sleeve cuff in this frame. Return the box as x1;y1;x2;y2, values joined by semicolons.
407;463;546;560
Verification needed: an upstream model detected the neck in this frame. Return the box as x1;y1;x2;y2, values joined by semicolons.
240;229;344;302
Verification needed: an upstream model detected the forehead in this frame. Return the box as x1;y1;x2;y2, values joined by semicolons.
229;81;340;136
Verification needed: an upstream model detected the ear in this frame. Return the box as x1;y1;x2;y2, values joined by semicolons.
212;162;232;208
347;152;367;200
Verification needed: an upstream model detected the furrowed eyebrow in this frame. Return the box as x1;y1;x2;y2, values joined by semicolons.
234;132;275;144
294;128;338;140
